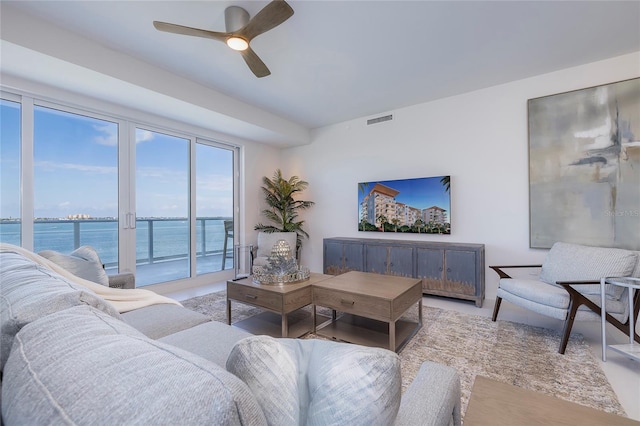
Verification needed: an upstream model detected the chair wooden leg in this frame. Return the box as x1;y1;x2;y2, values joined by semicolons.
492;296;502;322
559;297;580;354
562;285;640;350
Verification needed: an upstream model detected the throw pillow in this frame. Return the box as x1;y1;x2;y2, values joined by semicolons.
3;305;267;425
0;251;121;371
39;245;110;286
227;335;402;426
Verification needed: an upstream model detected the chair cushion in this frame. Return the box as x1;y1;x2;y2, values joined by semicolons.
497;287;571;321
499;278;570;309
226;335;401;426
38;246;110;286
0;251;120;372
2;305;267;425
578;294;628;322
498;278;630;322
631;251;640;278
539;242;638;299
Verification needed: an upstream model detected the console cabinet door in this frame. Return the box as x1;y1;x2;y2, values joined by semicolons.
324;241;344;275
364;245;388;274
388;246;413;277
324;240;363;275
343;243;364;272
365;245;413;276
444;250;477;296
416;248;444;291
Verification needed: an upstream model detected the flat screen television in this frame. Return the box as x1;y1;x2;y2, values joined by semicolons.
358;176;450;234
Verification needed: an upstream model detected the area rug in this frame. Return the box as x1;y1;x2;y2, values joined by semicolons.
181;291;626;418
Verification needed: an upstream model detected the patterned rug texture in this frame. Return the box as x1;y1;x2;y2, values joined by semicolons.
181;291;626;418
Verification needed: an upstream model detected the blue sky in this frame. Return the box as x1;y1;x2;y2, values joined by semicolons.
358;176;450;212
0;101;233;219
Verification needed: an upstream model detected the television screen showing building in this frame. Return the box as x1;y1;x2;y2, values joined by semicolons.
358;176;451;234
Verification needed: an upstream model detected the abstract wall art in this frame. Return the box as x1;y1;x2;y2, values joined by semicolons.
528;78;640;250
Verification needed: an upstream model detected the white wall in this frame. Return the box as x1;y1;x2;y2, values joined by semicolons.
282;52;640;300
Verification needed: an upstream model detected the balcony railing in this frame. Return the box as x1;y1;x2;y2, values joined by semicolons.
0;217;233;285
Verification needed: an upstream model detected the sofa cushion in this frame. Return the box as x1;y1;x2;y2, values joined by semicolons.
539;242;638;299
121;303;210;339
38;246;110;286
159;320;252;367
0;252;120;372
227;335;401;426
2;305;267;425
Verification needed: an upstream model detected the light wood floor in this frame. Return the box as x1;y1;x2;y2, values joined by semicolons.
166;281;640;421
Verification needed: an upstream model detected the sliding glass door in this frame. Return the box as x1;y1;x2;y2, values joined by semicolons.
133;130;237;286
32;105;120;270
0;99;21;245
195;141;235;275
135;128;190;285
0;93;239;288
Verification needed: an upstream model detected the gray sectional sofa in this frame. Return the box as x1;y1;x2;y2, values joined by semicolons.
0;245;462;425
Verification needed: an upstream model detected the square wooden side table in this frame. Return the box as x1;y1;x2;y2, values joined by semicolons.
312;271;423;352
226;273;332;338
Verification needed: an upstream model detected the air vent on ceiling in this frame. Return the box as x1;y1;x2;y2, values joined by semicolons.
367;114;393;125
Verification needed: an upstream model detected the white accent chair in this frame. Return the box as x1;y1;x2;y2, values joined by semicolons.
491;242;640;354
252;232;298;271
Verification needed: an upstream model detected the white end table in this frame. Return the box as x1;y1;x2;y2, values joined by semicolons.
601;276;640;362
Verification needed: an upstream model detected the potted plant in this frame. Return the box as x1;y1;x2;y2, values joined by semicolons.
254;169;315;255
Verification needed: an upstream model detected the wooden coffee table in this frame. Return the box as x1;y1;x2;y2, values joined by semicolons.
464;376;639;425
226;273;332;338
312;271;422;352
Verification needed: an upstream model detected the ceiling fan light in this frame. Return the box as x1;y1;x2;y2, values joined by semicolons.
226;37;248;51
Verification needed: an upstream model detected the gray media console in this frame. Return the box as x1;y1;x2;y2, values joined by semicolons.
323;237;485;307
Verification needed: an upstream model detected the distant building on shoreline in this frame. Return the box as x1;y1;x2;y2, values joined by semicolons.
67;214;92;220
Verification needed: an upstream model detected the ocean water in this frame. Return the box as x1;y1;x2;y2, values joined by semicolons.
0;218;229;266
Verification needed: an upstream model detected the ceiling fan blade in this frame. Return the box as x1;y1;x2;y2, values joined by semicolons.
240;47;271;78
238;0;294;41
153;21;228;42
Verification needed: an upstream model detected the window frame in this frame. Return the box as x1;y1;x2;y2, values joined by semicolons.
0;89;242;289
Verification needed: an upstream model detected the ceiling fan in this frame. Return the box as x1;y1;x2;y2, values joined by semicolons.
153;0;294;78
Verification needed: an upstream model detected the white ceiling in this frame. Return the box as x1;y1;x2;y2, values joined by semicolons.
2;1;640;142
